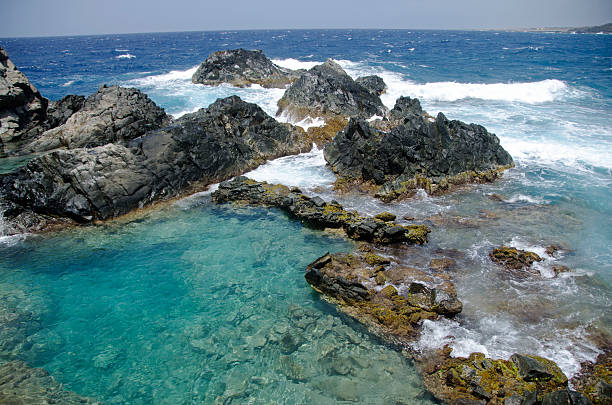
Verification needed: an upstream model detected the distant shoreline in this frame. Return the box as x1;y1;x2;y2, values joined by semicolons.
498;22;612;34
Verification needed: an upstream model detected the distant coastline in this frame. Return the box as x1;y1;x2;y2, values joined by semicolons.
499;22;612;34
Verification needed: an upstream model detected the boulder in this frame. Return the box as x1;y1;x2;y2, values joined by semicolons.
276;59;387;122
191;48;302;88
26;85;170;152
0;360;100;404
212;176;430;245
1;96;309;224
324;97;514;200
0;47;48;154
355;75;387;96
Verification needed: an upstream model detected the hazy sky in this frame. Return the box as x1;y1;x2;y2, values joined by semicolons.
2;0;611;37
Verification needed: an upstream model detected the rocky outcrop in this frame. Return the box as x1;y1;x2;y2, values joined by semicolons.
572;347;612;405
0;360;100;404
305;251;462;340
0;96;309;225
417;348;572;405
192;49;302;88
26;85;170;152
489;246;542;270
276;59;388;122
0;47;48;155
212;176;430;245
355;75;387;96
44;94;86;129
324;97;514;200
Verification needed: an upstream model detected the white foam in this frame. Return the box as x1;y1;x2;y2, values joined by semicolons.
116;53;136;59
505;194;544;204
271;58;320;71
115;48;130;52
245;145;336;190
130;66;199;86
61;80;75;87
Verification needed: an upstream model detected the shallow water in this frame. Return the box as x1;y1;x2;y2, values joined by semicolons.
0;198;436;404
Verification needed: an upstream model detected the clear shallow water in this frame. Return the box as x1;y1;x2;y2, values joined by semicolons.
0;198;436;404
0;29;610;395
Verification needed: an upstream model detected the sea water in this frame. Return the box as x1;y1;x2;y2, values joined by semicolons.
1;29;610;400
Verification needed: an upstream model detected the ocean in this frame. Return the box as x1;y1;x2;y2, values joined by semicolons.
0;29;610;403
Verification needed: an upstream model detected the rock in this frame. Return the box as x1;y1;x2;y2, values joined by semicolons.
44;94;86;129
277;59;387;121
510;353;557;381
419;350;569;405
0;47;48;154
571;347;612;405
27;85;170;152
212;176;430;245
429;258;456;271
304;251;462;341
374;211;396;222
1;96;309;225
545;244;560;257
324;97;514;200
0;360;100;403
355;75;387;96
191;48;302;88
490;246;543;270
541;389;593;405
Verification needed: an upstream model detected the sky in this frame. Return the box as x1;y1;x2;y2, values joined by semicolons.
2;0;611;37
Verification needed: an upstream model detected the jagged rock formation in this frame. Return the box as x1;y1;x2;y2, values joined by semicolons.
0;47;48;155
277;59;388;122
0;96;309;225
212;176;430;245
356;75;387;96
26;85;170;152
0;360;100;404
44;94;86;129
191;48;302;88
324;97;514;200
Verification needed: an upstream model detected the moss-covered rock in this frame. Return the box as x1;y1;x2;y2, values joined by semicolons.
489;246;542;270
374;211;397;222
213;177;430;245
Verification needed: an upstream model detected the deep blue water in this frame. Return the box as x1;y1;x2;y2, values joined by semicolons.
0;29;611;402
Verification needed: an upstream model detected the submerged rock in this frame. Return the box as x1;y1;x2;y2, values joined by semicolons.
192;48;302;88
0;96;309;224
27;85;170;152
0;360;100;403
277;59;387;122
324;97;514;200
212;176;430;245
0;47;48;155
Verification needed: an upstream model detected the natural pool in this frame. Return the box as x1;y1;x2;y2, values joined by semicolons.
0;196;436;404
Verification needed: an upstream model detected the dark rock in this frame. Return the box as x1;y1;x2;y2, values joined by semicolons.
212;176;430;245
0;47;48;154
191;48;302;88
0;360;100;403
44;94;86;129
571;346;612;405
324;97;514;200
1;96;309;224
510;353;556;381
569;390;594;405
27;85;170;152
277;59;387;121
355;75;387;96
490;246;543;270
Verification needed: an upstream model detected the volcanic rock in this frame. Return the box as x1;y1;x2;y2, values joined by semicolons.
277;59;387;122
27;85;170;152
0;47;48;155
191;48;302;88
212;176;430;245
44;94;86;129
0;96;309;224
324;97;514;200
355;75;387;96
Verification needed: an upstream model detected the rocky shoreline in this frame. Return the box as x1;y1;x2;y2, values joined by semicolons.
1;46;610;404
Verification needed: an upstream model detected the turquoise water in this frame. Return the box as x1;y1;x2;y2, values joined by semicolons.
0;196;435;404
